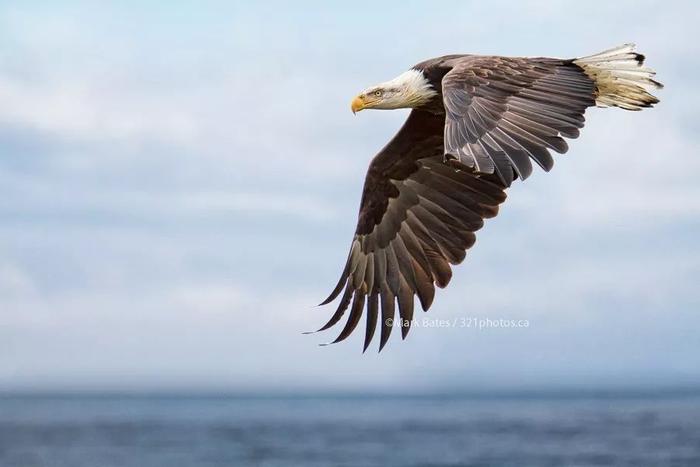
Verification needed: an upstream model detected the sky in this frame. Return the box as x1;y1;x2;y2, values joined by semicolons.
0;0;698;393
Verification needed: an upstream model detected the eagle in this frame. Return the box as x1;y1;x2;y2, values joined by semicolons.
313;44;662;352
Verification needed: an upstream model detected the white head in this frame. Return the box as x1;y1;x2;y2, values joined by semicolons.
351;69;438;113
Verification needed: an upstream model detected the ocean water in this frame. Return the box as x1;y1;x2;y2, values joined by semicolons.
1;392;699;467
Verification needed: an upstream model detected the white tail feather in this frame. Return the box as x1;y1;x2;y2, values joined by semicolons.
574;43;663;110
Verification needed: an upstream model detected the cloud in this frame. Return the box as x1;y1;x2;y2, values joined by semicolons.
0;74;199;143
0;262;37;302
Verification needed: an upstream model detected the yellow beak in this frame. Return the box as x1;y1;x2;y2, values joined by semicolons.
351;95;365;114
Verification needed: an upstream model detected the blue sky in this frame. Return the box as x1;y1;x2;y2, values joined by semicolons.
0;0;698;392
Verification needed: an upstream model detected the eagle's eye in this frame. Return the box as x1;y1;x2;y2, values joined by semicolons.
374;90;382;97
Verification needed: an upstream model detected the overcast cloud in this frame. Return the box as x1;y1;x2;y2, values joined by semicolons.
0;1;698;392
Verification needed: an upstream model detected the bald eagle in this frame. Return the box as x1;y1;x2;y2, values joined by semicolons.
314;44;662;352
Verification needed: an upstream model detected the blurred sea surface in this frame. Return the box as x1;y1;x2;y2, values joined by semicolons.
1;391;699;466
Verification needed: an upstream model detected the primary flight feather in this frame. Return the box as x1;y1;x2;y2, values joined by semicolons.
314;44;662;352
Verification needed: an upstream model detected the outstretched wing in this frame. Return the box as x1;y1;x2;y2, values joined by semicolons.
316;110;507;352
442;55;596;186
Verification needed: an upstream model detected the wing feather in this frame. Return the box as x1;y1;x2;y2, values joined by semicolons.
363;292;379;353
317;84;518;349
331;290;365;344
379;286;396;352
442;56;596;185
